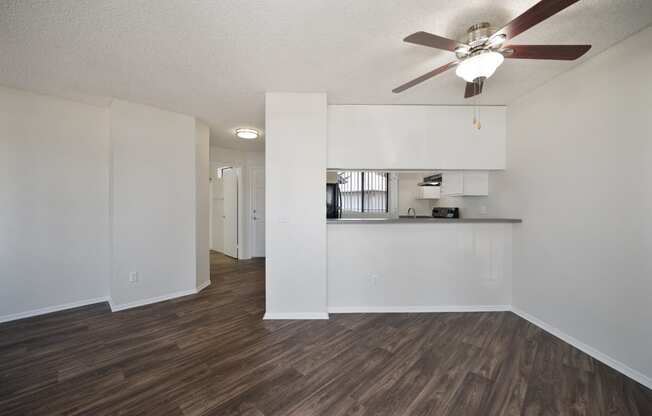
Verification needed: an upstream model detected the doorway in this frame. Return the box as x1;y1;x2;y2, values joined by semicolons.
211;166;239;259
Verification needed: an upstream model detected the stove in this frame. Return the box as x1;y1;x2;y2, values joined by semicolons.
432;207;460;219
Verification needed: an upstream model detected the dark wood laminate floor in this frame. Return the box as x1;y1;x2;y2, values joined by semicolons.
1;252;651;415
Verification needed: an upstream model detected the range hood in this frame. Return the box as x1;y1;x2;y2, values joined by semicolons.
417;173;442;187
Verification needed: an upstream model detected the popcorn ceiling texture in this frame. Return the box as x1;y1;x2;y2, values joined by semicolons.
1;0;651;150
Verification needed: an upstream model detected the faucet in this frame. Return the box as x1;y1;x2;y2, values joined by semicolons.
407;207;416;218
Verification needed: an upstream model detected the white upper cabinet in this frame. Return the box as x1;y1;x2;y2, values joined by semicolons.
417;186;441;200
441;171;489;196
327;105;506;170
441;172;464;196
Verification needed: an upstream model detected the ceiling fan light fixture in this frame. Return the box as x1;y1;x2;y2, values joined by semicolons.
455;51;504;82
235;128;259;140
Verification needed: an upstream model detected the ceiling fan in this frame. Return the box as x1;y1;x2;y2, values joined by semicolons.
393;0;591;98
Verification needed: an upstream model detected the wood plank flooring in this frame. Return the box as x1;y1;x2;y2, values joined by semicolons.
1;251;651;415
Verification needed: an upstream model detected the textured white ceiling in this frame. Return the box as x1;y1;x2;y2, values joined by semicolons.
1;1;651;150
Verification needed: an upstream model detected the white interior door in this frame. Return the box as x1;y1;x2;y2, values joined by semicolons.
251;167;265;257
222;168;238;258
210;167;224;252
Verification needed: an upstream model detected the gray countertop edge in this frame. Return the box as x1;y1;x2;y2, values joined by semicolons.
327;218;522;224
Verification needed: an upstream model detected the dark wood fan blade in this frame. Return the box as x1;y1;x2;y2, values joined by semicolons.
393;61;458;93
503;44;591;60
492;0;581;41
464;79;484;99
404;31;466;52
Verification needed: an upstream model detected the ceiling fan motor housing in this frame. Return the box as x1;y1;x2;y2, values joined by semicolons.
467;22;494;45
455;22;502;58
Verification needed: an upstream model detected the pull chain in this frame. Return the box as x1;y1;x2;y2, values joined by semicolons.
472;81;481;130
475;101;481;130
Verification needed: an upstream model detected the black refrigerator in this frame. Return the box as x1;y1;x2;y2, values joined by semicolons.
326;183;341;219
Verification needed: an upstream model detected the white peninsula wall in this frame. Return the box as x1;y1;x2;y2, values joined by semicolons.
328;222;513;312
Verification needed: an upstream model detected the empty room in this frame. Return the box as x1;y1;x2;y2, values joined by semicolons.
1;0;651;415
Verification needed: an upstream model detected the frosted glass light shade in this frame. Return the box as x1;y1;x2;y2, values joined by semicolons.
455;51;504;82
235;128;259;140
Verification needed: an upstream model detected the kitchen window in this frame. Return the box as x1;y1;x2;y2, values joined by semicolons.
337;171;390;214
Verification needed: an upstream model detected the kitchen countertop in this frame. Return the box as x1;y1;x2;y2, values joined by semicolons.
327;217;522;224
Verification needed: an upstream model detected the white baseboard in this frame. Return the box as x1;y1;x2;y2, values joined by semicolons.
109;288;198;312
327;305;511;314
0;297;109;323
2;281;214;321
110;280;213;312
263;312;330;320
511;306;652;390
196;280;211;293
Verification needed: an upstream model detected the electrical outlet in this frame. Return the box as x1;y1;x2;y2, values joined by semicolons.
128;271;139;284
370;273;379;286
480;205;488;215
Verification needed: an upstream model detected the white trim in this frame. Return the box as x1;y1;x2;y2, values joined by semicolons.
263;312;330;320
2;282;214;321
0;297;109;323
196;280;211;293
511;306;652;390
327;305;511;314
109;288;198;312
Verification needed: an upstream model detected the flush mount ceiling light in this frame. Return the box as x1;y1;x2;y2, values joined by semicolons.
235;128;259;140
455;50;505;83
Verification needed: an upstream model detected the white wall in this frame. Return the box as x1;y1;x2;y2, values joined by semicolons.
0;86;110;320
1;88;215;321
209;146;264;259
109;99;197;308
397;172;435;216
328;223;512;311
265;93;328;319
195;121;210;289
210;146;265;167
492;26;652;386
328;105;506;170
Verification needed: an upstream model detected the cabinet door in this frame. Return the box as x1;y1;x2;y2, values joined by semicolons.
418;186;441;199
441;172;464;196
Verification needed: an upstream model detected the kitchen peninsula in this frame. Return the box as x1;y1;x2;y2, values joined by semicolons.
327;217;520;313
325;165;521;313
328;217;521;223
326;167;521;312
